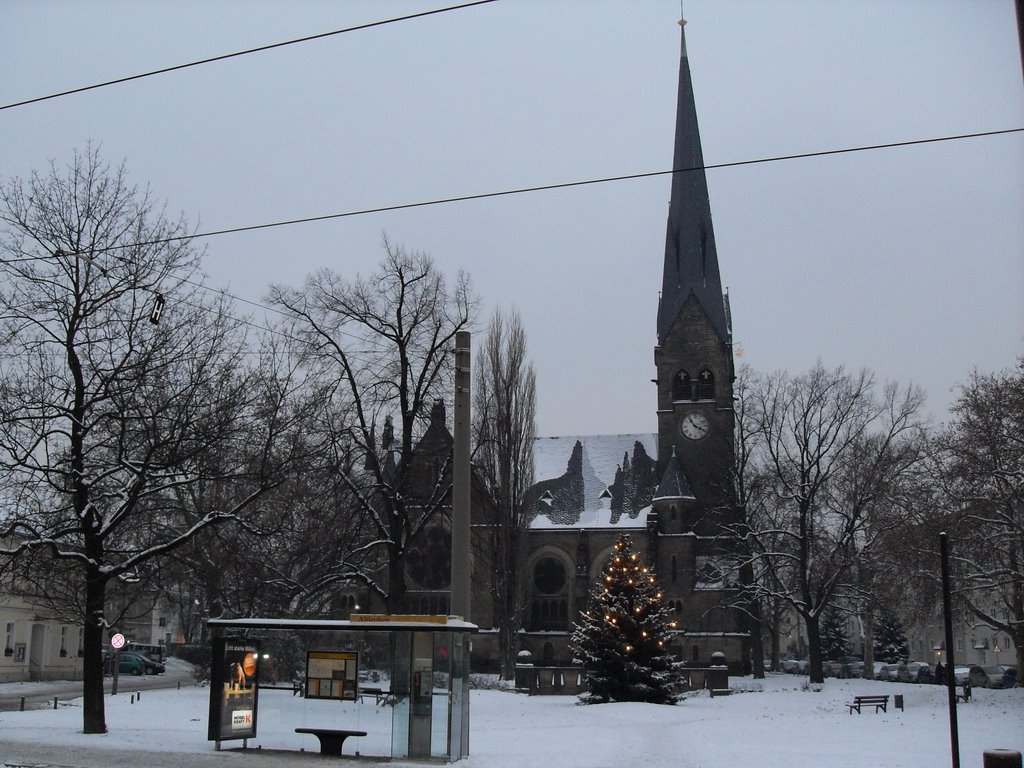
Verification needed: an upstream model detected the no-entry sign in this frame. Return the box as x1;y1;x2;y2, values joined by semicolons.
110;633;125;649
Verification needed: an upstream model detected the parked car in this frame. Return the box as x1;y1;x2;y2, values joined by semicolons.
968;665;1007;689
878;663;902;681
952;666;971;685
1003;666;1017;688
116;652;146;676
837;656;865;678
780;658;809;674
908;662;933;684
872;661;888;679
129;652;165;674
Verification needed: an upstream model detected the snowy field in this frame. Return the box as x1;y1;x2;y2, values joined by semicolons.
0;674;1021;767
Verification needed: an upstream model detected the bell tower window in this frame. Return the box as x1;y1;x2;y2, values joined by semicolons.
672;370;692;401
697;369;715;400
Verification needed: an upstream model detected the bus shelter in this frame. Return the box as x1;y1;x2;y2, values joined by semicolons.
206;615;475;761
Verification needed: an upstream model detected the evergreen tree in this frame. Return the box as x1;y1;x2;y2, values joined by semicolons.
818;608;850;660
873;610;909;663
570;535;684;704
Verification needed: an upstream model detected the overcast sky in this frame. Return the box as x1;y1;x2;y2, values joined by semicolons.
2;1;1022;438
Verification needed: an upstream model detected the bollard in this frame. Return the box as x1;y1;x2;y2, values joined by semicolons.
19;697;25;712
53;697;58;710
136;690;141;701
983;750;1022;768
130;694;135;704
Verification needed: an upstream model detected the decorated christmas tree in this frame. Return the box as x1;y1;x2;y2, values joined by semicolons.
570;535;684;704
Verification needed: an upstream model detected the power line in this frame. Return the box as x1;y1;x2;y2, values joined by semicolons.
81;126;1024;254
0;0;498;112
1;127;1020;269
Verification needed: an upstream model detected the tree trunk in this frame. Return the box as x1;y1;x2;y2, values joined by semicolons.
498;620;517;680
748;601;766;678
805;613;824;683
82;569;107;734
862;608;876;679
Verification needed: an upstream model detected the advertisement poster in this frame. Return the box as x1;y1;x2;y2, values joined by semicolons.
207;638;260;742
304;650;358;701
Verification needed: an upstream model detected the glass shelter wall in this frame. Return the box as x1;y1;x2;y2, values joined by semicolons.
206;618;474;763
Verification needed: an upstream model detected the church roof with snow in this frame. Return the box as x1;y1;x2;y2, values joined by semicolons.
529;433;657;529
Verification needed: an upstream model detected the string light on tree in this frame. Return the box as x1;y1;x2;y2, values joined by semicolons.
570;535;685;705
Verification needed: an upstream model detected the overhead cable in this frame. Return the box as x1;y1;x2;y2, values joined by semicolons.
0;0;498;111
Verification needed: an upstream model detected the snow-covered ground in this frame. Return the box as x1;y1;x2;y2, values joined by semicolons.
0;673;1021;767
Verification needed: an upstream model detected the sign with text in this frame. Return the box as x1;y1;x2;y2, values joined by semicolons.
304;650;358;701
207;637;260;742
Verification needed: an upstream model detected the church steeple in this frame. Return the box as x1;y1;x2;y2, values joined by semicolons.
657;18;728;347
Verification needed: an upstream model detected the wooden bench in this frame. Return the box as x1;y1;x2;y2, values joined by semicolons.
295;728;367;755
358;687;394;706
847;694;889;714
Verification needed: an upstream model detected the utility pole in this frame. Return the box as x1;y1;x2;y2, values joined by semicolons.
450;331;471;619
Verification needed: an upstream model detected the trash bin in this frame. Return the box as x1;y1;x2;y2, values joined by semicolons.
982;750;1022;768
894;694;904;710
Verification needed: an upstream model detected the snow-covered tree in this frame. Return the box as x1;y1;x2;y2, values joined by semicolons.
937;360;1024;673
818;608;850;660
729;363;926;683
0;148;293;733
873;610;909;663
473;308;536;680
269;238;476;612
570;535;684;704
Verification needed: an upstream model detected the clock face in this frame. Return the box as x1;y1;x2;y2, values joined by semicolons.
679;411;710;440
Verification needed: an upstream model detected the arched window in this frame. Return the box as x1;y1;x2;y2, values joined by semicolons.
672;370;692;401
697;369;715;400
531;557;570;630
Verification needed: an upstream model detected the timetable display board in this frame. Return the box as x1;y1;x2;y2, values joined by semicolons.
304;650;359;700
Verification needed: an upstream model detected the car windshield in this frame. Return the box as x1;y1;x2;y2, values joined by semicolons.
982;666;1002;673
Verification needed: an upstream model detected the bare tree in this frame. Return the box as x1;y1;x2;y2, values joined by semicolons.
268;238;476;612
0;147;288;733
936;360;1024;672
473;308;536;679
738;363;926;682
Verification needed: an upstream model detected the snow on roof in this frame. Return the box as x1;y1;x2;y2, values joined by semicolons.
531;504;652;529
531;433;656;529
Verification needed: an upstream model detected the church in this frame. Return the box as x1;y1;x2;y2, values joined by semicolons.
500;18;749;673
357;20;750;674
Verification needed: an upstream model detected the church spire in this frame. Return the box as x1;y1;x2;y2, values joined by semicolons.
657;17;728;347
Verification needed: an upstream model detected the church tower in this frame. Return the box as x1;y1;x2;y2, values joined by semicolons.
654;17;735;531
650;18;747;669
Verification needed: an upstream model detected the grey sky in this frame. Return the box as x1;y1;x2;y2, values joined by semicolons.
2;0;1022;437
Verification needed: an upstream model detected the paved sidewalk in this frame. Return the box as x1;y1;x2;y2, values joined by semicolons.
1;742;396;768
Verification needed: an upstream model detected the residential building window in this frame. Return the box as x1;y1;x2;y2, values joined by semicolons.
4;622;13;654
158;617;167;628
60;626;68;656
78;628;84;656
956;637;964;652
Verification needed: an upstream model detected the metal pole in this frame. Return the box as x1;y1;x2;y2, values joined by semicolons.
940;532;961;768
450;330;471;620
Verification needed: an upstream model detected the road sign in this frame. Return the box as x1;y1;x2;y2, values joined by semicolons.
111;633;125;649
